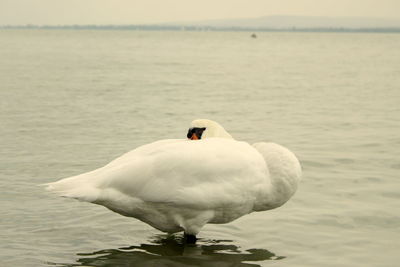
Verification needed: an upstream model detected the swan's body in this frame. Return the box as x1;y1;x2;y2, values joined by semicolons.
46;120;301;236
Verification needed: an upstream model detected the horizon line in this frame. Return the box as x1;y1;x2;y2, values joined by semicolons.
2;24;400;33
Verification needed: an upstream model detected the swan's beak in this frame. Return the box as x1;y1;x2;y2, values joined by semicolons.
190;133;199;140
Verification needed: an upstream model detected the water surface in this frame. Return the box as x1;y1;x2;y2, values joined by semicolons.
0;30;399;267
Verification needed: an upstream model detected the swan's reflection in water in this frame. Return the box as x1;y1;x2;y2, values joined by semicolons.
57;235;284;267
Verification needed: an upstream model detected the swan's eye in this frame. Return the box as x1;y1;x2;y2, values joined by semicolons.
187;127;206;140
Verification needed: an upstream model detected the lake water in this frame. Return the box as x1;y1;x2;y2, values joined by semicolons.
0;30;399;267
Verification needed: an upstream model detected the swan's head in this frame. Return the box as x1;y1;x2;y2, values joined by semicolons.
187;119;233;140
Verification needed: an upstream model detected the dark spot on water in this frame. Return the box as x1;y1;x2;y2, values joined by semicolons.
334;158;355;164
390;163;400;170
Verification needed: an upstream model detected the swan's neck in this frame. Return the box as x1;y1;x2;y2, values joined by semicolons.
191;119;233;139
252;142;302;211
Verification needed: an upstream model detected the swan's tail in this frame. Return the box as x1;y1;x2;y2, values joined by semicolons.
44;169;101;203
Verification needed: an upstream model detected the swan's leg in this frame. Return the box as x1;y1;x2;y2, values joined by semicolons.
184;232;197;244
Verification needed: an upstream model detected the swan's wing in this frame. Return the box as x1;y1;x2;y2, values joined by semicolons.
47;138;269;215
97;138;268;209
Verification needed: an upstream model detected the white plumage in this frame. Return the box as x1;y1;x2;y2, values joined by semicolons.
46;119;301;236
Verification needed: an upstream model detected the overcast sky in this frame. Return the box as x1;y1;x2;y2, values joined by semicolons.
1;0;399;25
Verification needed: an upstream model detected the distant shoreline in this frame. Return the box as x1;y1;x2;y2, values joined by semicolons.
1;25;400;33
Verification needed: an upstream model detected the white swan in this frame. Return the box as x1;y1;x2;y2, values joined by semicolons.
46;119;301;242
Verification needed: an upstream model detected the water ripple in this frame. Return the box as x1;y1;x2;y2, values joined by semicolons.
47;235;283;267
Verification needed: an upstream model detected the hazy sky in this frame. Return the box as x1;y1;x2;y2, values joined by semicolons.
1;0;400;25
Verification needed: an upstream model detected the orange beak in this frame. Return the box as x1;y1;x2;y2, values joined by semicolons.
190;133;199;140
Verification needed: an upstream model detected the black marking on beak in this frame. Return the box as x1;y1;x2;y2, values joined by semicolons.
187;127;206;140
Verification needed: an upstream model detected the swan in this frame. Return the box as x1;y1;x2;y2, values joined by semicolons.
46;119;301;243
